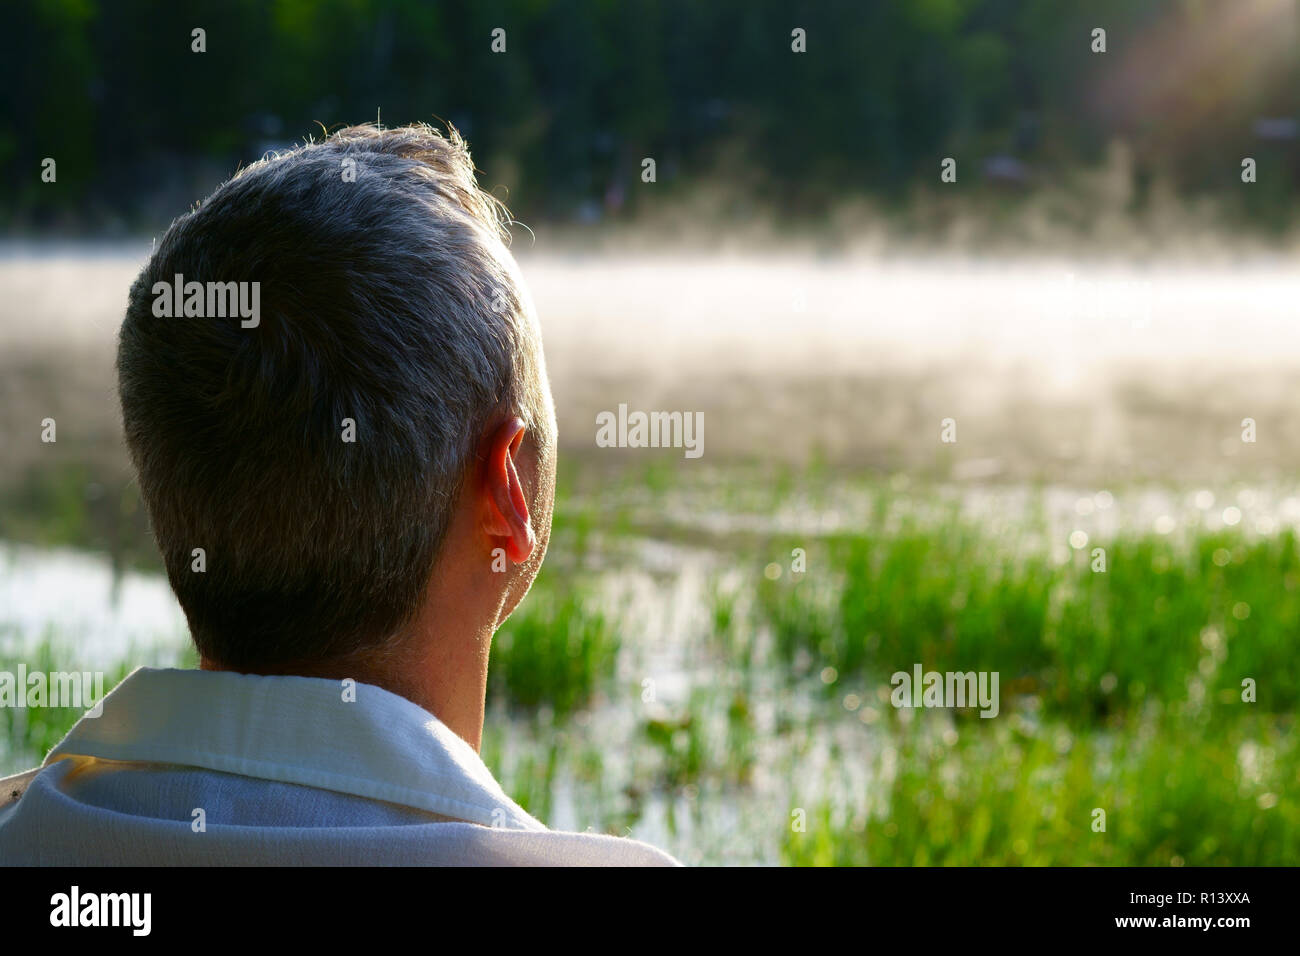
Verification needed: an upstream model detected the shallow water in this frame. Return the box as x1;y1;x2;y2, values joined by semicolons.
0;541;186;668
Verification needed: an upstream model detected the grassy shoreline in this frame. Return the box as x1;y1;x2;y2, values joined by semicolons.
3;462;1296;864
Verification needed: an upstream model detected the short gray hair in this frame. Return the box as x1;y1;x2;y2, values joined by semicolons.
118;123;555;670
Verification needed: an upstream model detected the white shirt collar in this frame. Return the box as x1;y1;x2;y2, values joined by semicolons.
45;666;546;831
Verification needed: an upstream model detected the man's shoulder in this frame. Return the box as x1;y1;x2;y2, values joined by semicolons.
0;767;40;813
429;821;684;866
0;763;682;866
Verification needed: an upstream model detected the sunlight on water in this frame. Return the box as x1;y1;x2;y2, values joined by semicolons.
0;542;186;667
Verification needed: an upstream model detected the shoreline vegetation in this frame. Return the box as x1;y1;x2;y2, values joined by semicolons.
3;456;1295;865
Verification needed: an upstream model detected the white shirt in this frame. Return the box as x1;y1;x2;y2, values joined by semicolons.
0;666;679;866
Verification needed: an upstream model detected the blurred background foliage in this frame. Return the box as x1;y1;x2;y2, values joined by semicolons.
2;0;1297;235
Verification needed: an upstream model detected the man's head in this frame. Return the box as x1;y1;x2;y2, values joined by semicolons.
119;123;557;676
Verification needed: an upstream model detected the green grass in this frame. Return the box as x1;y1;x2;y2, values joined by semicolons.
783;711;1299;866
750;492;1300;865
756;512;1300;719
4;464;1298;864
1051;530;1300;715
487;572;620;718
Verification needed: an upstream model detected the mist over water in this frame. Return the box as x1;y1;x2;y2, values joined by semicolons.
4;242;1296;483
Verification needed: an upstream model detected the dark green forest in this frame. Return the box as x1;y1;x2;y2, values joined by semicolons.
2;0;1297;234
